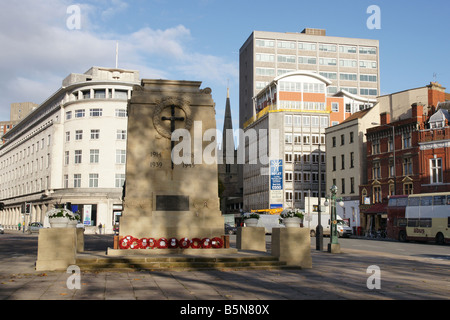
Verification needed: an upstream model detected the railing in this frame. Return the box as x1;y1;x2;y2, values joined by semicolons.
419;127;450;142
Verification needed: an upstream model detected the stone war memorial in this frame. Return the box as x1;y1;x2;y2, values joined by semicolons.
35;78;311;270
111;79;230;254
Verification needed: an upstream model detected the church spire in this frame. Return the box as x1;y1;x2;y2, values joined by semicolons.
222;86;235;155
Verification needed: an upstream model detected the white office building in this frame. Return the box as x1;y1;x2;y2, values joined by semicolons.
0;67;140;234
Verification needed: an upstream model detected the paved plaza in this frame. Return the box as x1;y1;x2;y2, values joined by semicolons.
0;234;448;302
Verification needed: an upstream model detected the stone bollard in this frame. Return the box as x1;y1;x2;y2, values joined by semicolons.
271;227;312;268
236;227;266;252
36;228;78;271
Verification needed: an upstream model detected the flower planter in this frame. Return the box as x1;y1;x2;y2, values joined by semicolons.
49;217;70;228
46;208;79;228
245;218;259;227
283;217;302;228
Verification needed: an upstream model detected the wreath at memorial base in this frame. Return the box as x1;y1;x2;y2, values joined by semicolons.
119;235;134;249
190;238;202;249
119;236;224;249
179;237;191;249
211;237;224;249
201;238;212;249
168;238;179;249
157;237;169;249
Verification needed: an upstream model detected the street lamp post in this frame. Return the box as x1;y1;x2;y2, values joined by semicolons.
326;185;342;253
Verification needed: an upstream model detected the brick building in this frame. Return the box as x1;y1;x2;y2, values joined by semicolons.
359;83;449;234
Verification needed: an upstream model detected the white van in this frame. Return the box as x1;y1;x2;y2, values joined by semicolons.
305;213;352;238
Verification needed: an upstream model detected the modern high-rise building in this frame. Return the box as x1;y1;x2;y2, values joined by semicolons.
239;28;379;212
239;28;380;129
0;67;140;234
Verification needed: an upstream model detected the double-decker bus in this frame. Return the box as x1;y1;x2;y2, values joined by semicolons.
404;192;450;244
387;195;408;241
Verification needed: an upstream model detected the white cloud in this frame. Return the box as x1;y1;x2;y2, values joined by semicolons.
0;0;238;120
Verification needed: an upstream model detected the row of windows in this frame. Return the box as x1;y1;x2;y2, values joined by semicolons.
285;190;324;201
330;87;378;96
278;81;326;93
278;101;327;112
1;176;49;199
284;153;325;164
64;149;126;165
71;89;128;101
284;115;329;127
256;81;378;97
372;158;413;180
371;132;412;154
285;134;326;145
256;58;377;71
63;173;125;188
65;129;127;142
331;177;356;195
285;171;326;183
1;135;51;169
372;158;443;184
332;153;356;171
0;154;50;183
362;183;416;204
332;132;355;147
255;39;377;55
65;108;127;120
320;72;378;82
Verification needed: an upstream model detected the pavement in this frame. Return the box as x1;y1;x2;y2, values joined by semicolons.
0;232;449;304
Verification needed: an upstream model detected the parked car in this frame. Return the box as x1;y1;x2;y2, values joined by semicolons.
224;223;237;235
0;224;4;234
27;222;43;233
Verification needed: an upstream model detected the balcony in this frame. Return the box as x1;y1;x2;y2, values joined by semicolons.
419;127;450;142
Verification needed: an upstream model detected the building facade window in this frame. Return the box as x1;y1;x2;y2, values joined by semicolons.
373;162;381;179
403;158;413;176
116;130;127;140
430;158;443;184
74;150;82;164
75;130;83;140
74;174;81;188
372;139;380;154
403;183;413;195
75;109;85;118
115;109;127;117
350;177;355;194
64;175;68;188
90;108;103;117
373;185;382;203
402;132;411;149
90;129;100;139
90;149;99;163
89;174;99;188
115;174;126;188
116;150;126;164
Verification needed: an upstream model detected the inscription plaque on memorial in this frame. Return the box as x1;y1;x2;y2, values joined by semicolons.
156;195;189;211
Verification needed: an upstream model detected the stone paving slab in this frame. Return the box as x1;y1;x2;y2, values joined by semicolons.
0;245;449;303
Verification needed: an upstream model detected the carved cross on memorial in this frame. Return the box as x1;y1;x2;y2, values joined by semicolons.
161;105;185;169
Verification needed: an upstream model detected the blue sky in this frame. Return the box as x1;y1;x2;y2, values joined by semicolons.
1;0;449;134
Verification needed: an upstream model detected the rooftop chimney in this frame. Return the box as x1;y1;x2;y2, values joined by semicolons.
380;112;390;125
